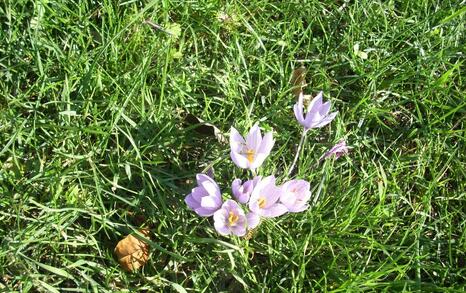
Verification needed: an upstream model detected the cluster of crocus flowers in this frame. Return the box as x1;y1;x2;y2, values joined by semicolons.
185;90;347;237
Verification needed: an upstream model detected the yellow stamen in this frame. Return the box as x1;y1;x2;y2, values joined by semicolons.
258;197;266;209
245;149;255;163
228;211;239;225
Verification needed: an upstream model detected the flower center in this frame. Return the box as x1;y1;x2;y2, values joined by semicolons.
258;197;266;208
245;149;255;163
228;211;239;226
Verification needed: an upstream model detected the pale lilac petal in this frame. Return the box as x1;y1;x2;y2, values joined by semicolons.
249;175;275;203
263;185;283;208
288;204;309;213
200;181;220;197
214;220;230;235
246;124;262;150
294;103;304;124
195;207;216;217
230;127;245;155
201;196;221;209
230;151;249;169
246;212;260;229
304;110;322;127
230;222;247;236
213;208;228;223
319;101;331;116
191;186;205;202
306;91;323;113
314;111;338;128
294;92;305;123
261;203;288;218
196;173;213;185
232;179;242;198
249;200;261;215
249;152;268;169
258;131;274;154
185;194;200;210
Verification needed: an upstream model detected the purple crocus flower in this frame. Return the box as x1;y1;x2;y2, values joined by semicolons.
230;124;275;170
293;91;338;131
280;179;312;213
213;200;248;236
185;174;222;217
320;139;349;161
231;176;261;204
249;175;288;218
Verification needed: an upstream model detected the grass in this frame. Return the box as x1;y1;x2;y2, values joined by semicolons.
1;0;465;291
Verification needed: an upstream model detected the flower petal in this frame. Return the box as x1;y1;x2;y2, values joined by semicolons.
201;196;221;209
246;124;262;150
214;219;231;235
261;203;288;218
230;151;249;169
314;111;338;128
249;152;268;169
307;91;323;112
230;222;247;236
258;131;274;154
185;194;200;210
246;212;260;229
200;180;220;197
195;207;216;217
319;101;331;116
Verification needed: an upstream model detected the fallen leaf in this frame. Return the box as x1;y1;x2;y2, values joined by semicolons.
184;113;227;144
290;66;307;97
114;229;150;272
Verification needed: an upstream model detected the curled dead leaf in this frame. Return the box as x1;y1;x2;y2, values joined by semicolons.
290;66;307;97
114;229;150;272
184;113;227;144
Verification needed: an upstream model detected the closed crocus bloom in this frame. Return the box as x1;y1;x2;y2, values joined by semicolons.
294;91;338;131
185;174;222;217
320;139;349;161
231;176;261;204
230;124;274;170
249;175;288;218
280;179;312;213
213;200;248;236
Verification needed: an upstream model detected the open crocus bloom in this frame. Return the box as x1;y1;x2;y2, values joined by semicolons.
213;200;248;236
230;124;274;170
185;174;222;217
294;91;338;131
280;179;312;212
320;139;349;161
231;176;261;204
249;175;288;218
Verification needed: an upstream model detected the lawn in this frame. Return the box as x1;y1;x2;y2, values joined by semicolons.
1;0;465;292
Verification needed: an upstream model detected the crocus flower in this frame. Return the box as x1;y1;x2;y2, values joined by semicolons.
185;174;222;217
246;212;260;229
319;139;349;161
280;179;312;212
213;200;247;236
230;124;274;170
249;175;288;218
231;176;261;204
294;91;338;130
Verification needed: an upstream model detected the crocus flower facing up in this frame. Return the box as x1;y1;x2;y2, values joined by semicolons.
230;124;274;170
294;91;338;131
185;174;222;217
320;139;349;161
280;179;312;213
213;200;248;236
249;175;288;218
231;176;261;204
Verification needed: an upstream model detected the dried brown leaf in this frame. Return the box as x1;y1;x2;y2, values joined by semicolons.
114;229;150;272
184;113;227;144
290;66;307;97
